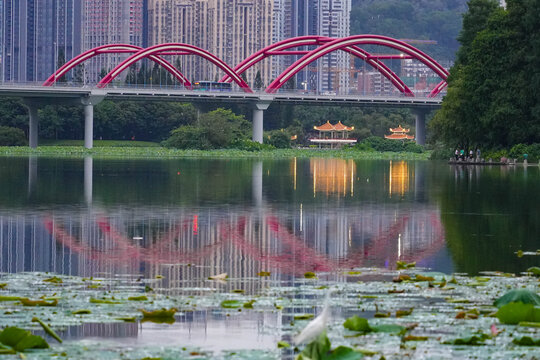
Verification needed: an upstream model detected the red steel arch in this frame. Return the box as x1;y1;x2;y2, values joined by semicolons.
43;44;191;87
267;35;449;96
98;43;252;92
222;35;413;95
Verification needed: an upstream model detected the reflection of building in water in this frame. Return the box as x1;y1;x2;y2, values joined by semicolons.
389;161;413;198
0;204;445;288
310;159;356;197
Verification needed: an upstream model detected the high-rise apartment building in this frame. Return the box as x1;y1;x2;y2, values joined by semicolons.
273;0;351;92
82;0;145;82
0;0;82;82
148;0;273;87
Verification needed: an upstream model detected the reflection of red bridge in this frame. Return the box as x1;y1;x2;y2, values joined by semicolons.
43;211;445;275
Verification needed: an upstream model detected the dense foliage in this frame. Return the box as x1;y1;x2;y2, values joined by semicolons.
163;108;251;149
0;98;197;143
430;0;540;150
0;126;27;146
354;136;424;153
351;0;468;61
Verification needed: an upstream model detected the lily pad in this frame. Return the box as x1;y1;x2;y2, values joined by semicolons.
304;272;317;279
396;261;416;270
140;308;177;324
220;300;243;309
19;298;58;307
343;316;371;333
526;267;540;276
512;336;540;346
444;332;489;345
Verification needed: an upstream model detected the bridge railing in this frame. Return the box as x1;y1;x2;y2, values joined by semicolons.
0;81;445;99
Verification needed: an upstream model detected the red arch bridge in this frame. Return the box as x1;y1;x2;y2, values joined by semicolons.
0;35;446;148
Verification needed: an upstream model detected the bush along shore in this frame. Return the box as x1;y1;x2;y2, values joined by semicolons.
0;145;430;160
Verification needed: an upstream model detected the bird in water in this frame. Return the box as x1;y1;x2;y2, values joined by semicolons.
294;292;331;345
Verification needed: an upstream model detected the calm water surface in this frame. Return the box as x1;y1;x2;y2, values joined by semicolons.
0;156;538;353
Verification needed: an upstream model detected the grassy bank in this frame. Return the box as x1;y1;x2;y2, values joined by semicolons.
0;145;431;160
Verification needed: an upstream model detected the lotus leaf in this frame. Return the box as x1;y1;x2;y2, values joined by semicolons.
19;298;58;307
0;283;7;289
90;298;123;304
343;316;371;333
257;271;271;277
295;314;315;320
277;341;290;348
526;267;540;276
0;327;49;352
304;272;317;279
444;332;489;345
128;295;148;301
220;300;243;309
141;308;177;324
494;289;540;308
299;331;330;359
496;302;540;325
72;309;92;315
512;336;540;346
299;332;363;360
403;335;428;341
396;308;413;317
43;276;63;283
396;261;416;270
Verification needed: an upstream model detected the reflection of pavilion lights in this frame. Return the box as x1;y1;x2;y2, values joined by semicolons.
293;157;297;191
310;159;356;197
300;203;303;232
388;161;412;197
398;233;401;258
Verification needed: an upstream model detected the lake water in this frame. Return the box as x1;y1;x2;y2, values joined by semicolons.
0;156;538;357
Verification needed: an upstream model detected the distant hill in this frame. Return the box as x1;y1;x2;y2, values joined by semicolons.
351;0;468;61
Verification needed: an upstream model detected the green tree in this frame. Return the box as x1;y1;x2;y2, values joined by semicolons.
0;126;27;146
254;70;264;90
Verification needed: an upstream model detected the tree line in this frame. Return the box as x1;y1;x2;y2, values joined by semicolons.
430;0;540;151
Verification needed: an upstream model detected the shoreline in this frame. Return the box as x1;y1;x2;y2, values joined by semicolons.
0;146;431;160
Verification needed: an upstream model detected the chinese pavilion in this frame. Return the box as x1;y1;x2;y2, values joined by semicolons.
384;125;415;140
310;121;357;148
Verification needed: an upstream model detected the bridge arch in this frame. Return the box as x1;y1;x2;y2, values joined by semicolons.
222;35;413;95
267;35;448;96
98;43;252;92
43;44;190;87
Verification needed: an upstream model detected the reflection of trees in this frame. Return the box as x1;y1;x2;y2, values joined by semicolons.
439;166;540;274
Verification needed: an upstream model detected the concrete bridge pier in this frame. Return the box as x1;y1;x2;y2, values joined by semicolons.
413;108;429;146
22;100;40;148
252;97;273;143
81;94;105;149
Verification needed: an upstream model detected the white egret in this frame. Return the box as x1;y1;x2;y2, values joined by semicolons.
294;292;331;345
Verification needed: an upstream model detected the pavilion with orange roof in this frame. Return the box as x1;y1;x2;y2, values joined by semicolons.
310;121;357;148
384;125;415;141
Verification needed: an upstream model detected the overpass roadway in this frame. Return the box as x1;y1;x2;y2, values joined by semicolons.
0;84;442;148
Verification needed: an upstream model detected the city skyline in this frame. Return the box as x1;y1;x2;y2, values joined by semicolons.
0;0;352;90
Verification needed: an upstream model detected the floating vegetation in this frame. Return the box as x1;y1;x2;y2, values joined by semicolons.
0;267;538;359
